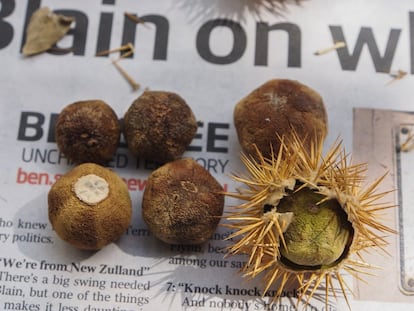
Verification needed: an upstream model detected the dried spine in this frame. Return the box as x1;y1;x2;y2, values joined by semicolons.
96;43;140;91
314;42;346;55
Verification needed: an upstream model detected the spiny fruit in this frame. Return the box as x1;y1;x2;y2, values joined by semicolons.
225;133;394;309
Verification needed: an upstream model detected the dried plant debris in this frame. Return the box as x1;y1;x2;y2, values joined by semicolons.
399;126;414;152
112;60;141;91
96;43;140;91
95;43;134;58
387;69;407;85
124;12;150;28
23;7;74;56
314;41;346;55
244;0;305;18
258;0;303;11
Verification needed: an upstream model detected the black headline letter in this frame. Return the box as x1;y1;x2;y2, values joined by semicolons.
0;0;15;50
17;112;45;141
330;26;401;73
197;19;246;65
255;22;301;67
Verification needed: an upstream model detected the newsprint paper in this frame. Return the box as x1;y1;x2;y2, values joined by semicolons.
1;0;414;310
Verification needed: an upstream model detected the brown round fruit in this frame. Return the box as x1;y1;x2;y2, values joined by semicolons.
234;79;328;159
123;91;197;164
142;158;224;245
48;163;132;250
55;100;120;164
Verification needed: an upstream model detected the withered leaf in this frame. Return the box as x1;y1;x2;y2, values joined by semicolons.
22;7;74;56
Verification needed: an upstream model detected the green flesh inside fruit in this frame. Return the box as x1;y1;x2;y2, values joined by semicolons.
276;186;353;270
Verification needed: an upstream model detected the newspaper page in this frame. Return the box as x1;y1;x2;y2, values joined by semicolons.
0;0;413;310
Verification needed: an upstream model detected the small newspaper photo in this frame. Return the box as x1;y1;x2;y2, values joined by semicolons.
353;108;414;304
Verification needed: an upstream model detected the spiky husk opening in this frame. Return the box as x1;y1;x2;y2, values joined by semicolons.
224;134;395;308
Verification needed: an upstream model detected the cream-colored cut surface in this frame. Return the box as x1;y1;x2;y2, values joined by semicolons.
73;174;109;205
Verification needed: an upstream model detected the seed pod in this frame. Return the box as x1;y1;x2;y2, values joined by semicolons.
48;163;132;250
55;100;120;165
123;91;197;164
234;79;328;158
225;134;394;308
142;158;224;245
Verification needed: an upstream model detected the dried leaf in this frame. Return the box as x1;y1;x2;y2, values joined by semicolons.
22;7;74;56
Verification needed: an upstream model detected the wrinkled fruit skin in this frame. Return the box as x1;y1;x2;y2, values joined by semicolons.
234;79;328;159
142;158;224;245
48;163;132;250
123;91;197;164
277;187;353;269
55;100;120;164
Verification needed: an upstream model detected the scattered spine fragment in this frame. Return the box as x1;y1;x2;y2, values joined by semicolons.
96;43;140;91
387;69;407;85
124;12;150;28
314;42;346;55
